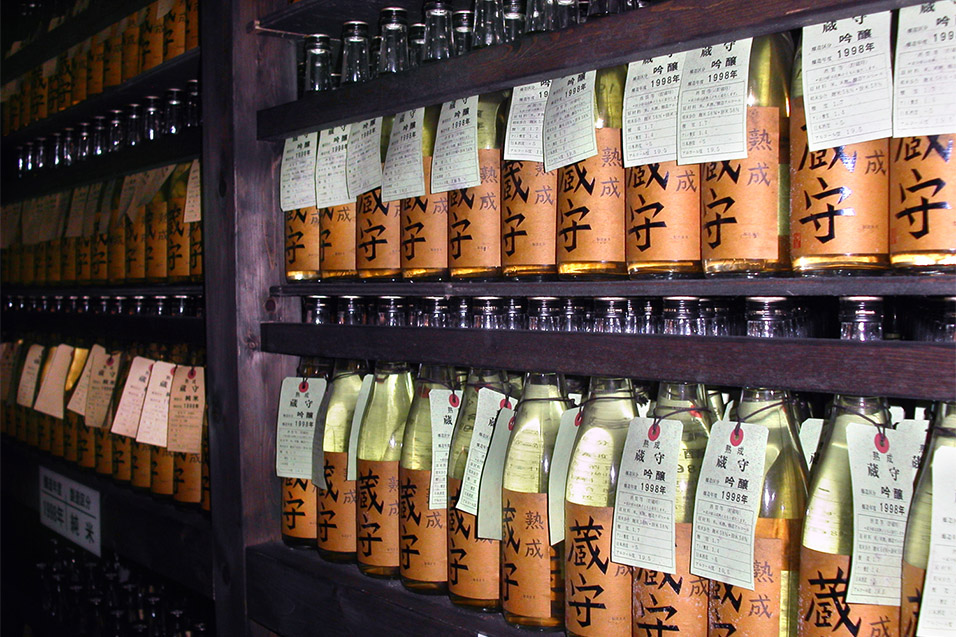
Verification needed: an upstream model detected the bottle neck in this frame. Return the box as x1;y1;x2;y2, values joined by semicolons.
587;376;633;399
840;321;883;342
340;37;370;84
521;372;566;399
378;24;408;74
424;9;453;61
374;360;409;375
746;318;790;339
332;358;366;379
657;381;704;403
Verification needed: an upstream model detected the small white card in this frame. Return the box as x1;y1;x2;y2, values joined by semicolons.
165;366;205;454
110;357;154;438
65;185;91;238
624;53;686;167
543;71;598;173
183;160;202;223
429;389;461;509
135;361;177;446
799;417;825;470
346;117;384;197
85;349;122;429
548;406;582;545
16;344;45;408
382;108;426;202
33;344;75;419
457;388;512;515
476;407;515;540
275;376;328;480
504;81;551;162
314;126;352;208
279;133;319;212
431;96;481;194
919;445;956;635
67;347;96;416
346;375;374;481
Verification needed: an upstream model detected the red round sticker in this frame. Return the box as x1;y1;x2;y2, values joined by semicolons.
874;432;890;453
106;356;114;366
500;398;512;409
508;416;516;430
449;393;459;408
574;411;583;427
648;422;660;441
730;426;744;446
187;367;196;380
299;380;309;393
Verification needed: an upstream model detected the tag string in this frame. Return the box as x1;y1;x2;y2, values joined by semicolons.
416;377;458;391
838;405;892;445
651;406;713;429
734;400;788;437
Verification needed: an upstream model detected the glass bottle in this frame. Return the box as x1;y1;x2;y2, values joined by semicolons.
789;45;889;275
401;103;447;280
163;89;183;135
166;162;193;283
125;105;142;148
357;115;401;279
798;296;896;636
340;21;371;86
355;360;414;577
185;79;201;128
107;110;124;152
377;8;408;75
399;363;457;593
106;182;126;285
472;0;504;49
423;2;453;64
303;34;334;93
408;23;426;67
150;342;184;499
702;34;793;276
144;170;170;283
502;0;525;42
76;123;91;160
452;10;474;56
172;350;205;508
143;96;163;141
61;343;90;464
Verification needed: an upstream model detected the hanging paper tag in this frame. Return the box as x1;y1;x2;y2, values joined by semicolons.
118;173;145;220
382;108;426;202
623;52;686;167
156;0;175;18
845;421;923;604
33;345;75;419
898;418;931;472
801;12;893;151
275;376;327;479
183;160;202;223
166;366;205;454
543;71;597;173
691;419;768;590
612;417;684;572
135;361;177;446
65;186;91;238
346;375;374;481
66;348;96;416
138;165;176;207
16;344;45;408
476;406;514;540
279;133;318;212
110;357;154;437
82;183;103;237
457;388;511;515
96;180;118;235
800;417;825;470
314;125;352;208
504;81;551;161
918;445;956;635
347;117;384;197
85;348;122;429
430;96;481;194
548;406;582;545
894;2;956;137
677;38;753;165
429;388;461;509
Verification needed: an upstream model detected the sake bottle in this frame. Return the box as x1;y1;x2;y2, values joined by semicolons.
62;342;90;464
355;360;414;577
166;163;193;283
150;341;183;498
106;182;126;285
108;342;139;485
798;296;897;636
125;195;147;285
399;364;457;593
145;168;172;283
173;349;205;508
710;297;807;635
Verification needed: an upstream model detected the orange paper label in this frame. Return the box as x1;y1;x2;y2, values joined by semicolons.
790;98;889;258
145;201;168;279
131;440;153;488
318;451;357;553
72;48;88;104
185;0;199;49
702;106;783;261
797;547;900;637
320;203;357;274
502;489;557;619
37;414;50;451
173;451;202;504
356;185;401;274
122;21;141;81
501;160;558;268
103;27;123;88
448;477;499;600
50;420;65;457
400;467;447;583
61;238;77;283
163;0;186;60
125;213;146;280
63;412;80;462
77;422;96;468
76;237;93;282
357;459;400;567
890;135;955;254
448;148;502;269
401;157;448;272
91;233;109;281
565;502;631;636
151;446;175;496
189;220;203;277
626;161;701;264
167;197;190;277
140;5;163;71
900;560;924;637
94;428;113;474
282;477;317;539
633;523;708;634
112;434;132;481
88;36;106;95
285;206;320;277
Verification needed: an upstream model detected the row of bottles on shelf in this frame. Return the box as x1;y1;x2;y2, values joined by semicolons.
0;159;204;286
15;80;201;177
1;0;201;136
0;332;210;510
280;5;954;282
274;295;955;635
31;537;214;636
4;293;204;317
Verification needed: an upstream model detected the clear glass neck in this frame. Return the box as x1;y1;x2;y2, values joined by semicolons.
377;22;408;74
340;35;370;84
424;5;453;62
473;0;504;47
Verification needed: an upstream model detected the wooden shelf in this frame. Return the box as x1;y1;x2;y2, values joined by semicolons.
1;442;213;598
247;541;528;637
256;0;912;140
2;310;205;345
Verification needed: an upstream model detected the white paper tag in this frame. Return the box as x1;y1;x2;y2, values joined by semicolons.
347;117;384;197
477;407;515;540
165;366;205;454
504;81;551;161
66;347;96;416
457;388;512;515
135;361;177;446
82;182;103;237
314;126;352;208
275;376;327;479
16;344;45;408
65;186;91;238
801;13;894;150
96;180;118;235
33;345;75;419
548;406;582;545
800;417;825;470
624;53;686;167
39;467;101;557
183;159;202;223
543;71;597;173
898;418;931;472
118;173;145;221
677;38;753;165
845;422;923;605
139;166;176;208
691;420;768;590
346;375;374;481
918;445;956;635
612;417;684;572
382;108;426;202
156;0;175;19
894;3;956;137
429;389;461;510
430;96;481;194
110;357;154;438
85;349;122;429
279;133;318;212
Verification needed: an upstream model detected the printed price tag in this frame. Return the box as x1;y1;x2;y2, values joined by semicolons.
346;375;374;481
624;52;686;166
457;388;511;515
66;347;95;416
612;417;683;572
139;165;176;208
691;420;768;590
275;376;327;479
83;182;104;237
677;38;753;164
430;96;481;194
16;344;45;408
548;406;582;544
894;2;956;137
382;108;426;202
802;13;893;150
477;407;514;540
279;133;318;212
800;417;824;470
918;445;956;635
504;81;551;161
65;185;91;238
39;467;100;556
118;173;145;221
166;366;205;454
110;357;154;437
135;361;177;446
347;117;384;197
314;126;352;208
183;160;202;222
846;422;923;604
543;71;597;173
898;418;931;472
85;348;123;429
34;344;75;419
429;388;461;509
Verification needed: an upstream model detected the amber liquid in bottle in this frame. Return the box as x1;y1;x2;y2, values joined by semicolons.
357;116;402;280
402;105;448;280
285;206;322;281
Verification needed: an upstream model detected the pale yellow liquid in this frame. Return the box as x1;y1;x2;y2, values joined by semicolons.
358;116;400;280
654;382;714;522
